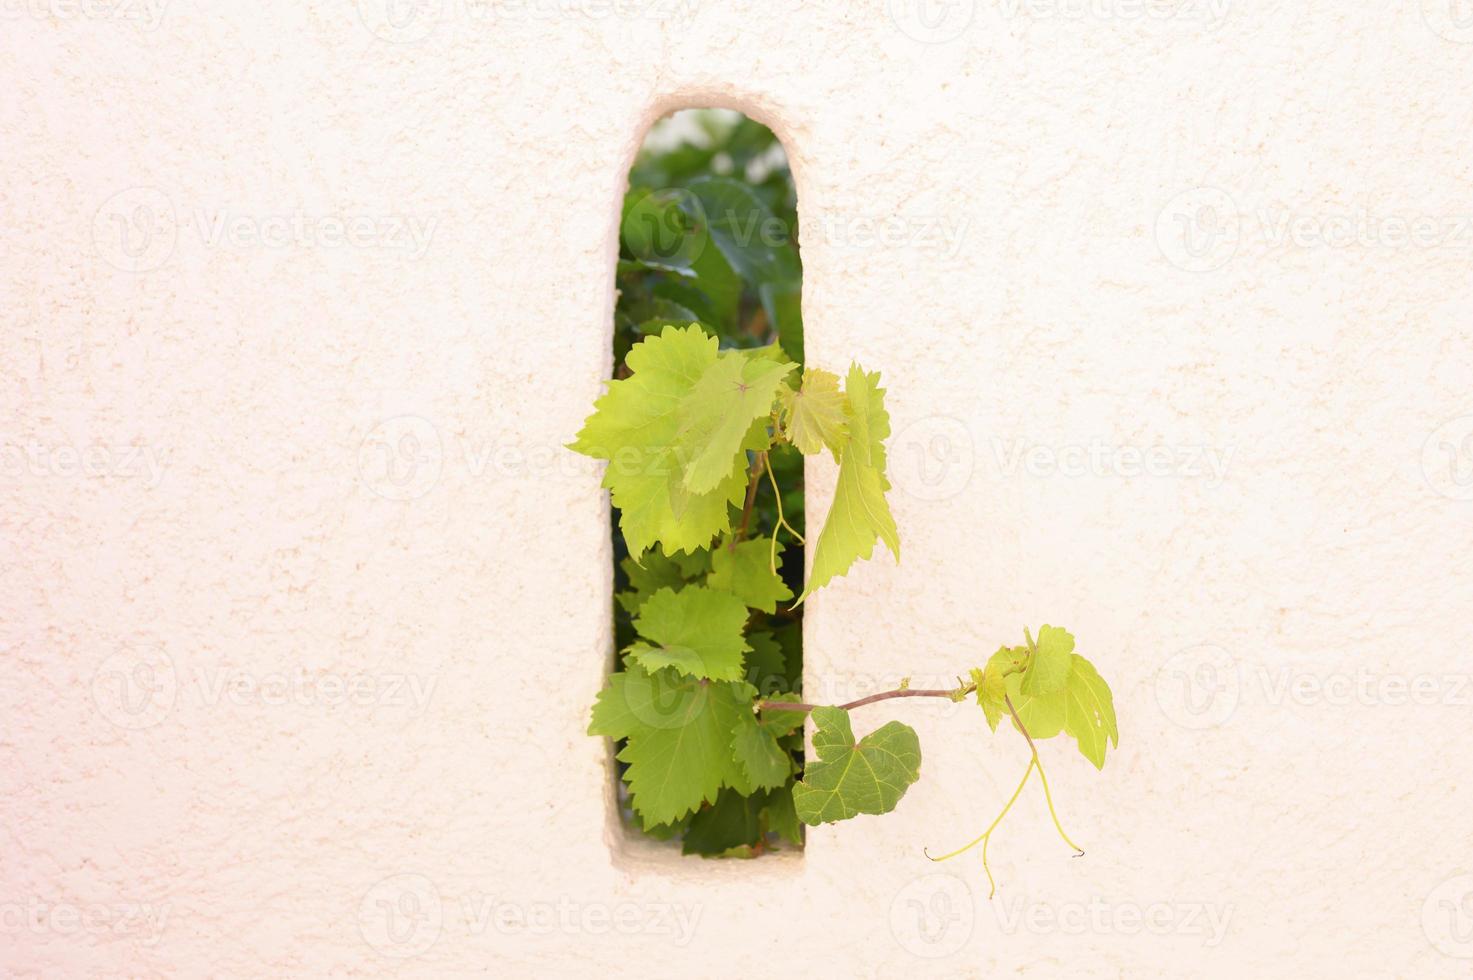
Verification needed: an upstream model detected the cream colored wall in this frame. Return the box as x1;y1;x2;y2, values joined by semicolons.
3;2;1472;976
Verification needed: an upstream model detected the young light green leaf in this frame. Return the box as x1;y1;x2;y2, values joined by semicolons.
1062;654;1118;770
677;352;795;495
972;645;1028;731
1004;649;1120;769
1004;671;1067;740
968;661;1002;735
779;368;848;460
796;365;899;602
841;363;889;470
625;586;750;682
569;326;749;557
708;536;794;613
792;706;921;825
1021;625;1075;696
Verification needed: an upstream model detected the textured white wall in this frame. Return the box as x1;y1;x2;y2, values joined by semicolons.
3;2;1472;976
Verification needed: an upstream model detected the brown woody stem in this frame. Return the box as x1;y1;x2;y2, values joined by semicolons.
759;684;974;714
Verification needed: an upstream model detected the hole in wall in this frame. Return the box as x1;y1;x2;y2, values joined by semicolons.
604;108;807;859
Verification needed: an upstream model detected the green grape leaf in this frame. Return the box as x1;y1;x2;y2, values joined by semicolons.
1021;625;1074;696
791;706;922;825
759;280;804;365
685;176;801;287
729;706;793;793
796;368;900;602
639;817;691;841
779;368;848;460
739;343;794;366
589;665;755;827
625;586;750;682
707;537;794;613
769;623;802;690
667;548;712;579
569;326;748;557
620;187;705;270
762;783;803;845
673;241;742;331
676;352;794;494
615;547;689;615
682;788;765;857
588;675;640;742
742;631;787;693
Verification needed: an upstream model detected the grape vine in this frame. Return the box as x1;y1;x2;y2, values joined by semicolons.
568;111;1119;887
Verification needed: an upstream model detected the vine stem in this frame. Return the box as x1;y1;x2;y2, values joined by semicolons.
732;456;763;549
758;684;972;714
756;667;1087;897
921;695;1084;898
762;450;804;574
1004;694;1085;857
926;757;1035;897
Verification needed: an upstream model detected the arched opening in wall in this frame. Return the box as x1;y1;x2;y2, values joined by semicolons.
600;109;806;858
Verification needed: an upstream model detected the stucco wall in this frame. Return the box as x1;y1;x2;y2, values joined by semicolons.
4;2;1472;976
